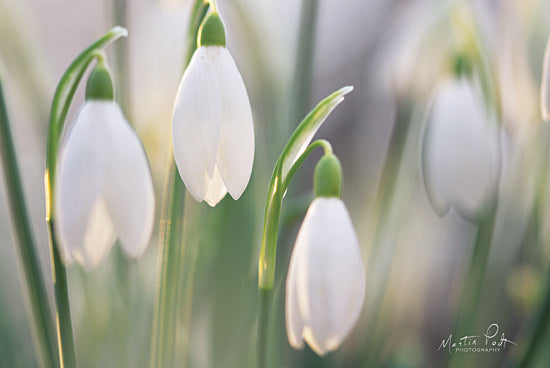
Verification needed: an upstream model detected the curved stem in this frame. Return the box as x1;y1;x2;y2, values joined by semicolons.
207;0;217;13
45;26;128;368
256;140;329;368
258;139;332;290
0;76;58;368
283;139;331;190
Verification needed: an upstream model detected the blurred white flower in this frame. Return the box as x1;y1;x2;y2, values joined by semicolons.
285;197;365;356
422;78;500;219
55;101;155;270
541;35;550;121
172;13;254;207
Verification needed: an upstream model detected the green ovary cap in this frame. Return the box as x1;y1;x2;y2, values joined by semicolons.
452;52;473;78
314;154;342;198
198;13;226;47
85;63;114;101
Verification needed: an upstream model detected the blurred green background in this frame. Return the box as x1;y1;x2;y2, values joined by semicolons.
2;0;550;367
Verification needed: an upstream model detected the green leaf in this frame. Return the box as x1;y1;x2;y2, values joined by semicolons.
279;86;353;183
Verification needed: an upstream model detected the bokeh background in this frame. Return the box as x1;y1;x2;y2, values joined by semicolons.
1;0;550;367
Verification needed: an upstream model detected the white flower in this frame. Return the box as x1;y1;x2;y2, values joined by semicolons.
422;78;500;219
541;35;550;122
55;101;155;270
285;197;365;356
172;45;254;207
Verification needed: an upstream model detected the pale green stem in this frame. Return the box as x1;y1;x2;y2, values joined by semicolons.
282;139;331;190
45;27;128;368
111;0;131;119
207;0;218;13
0;75;58;368
257;140;332;368
446;198;498;368
289;0;319;129
258;139;332;290
149;167;186;368
362;100;414;366
510;127;550;368
257;289;272;368
149;2;208;367
514;269;550;368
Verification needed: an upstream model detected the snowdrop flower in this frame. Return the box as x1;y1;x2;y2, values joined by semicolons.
54;62;155;270
172;12;254;206
286;154;365;356
541;35;550;122
422;78;500;219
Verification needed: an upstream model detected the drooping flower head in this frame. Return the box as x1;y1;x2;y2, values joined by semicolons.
541;35;550;122
422;77;500;219
54;61;155;270
172;12;254;206
285;153;365;355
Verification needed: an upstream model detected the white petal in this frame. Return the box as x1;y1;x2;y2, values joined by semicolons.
54;102;115;267
423;79;500;218
203;165;228;207
101;103;155;258
71;198;116;271
213;48;255;200
285;235;306;350
541;36;550;121
294;198;365;355
173;47;222;202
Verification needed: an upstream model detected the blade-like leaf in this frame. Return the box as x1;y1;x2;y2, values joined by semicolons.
279;86;353;183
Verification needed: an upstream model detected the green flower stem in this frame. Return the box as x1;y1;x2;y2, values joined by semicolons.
257;288;273;368
510;127;550;368
185;0;210;66
447;198;498;368
0;76;58;368
45;26;128;368
149;1;208;367
361;100;414;367
257;87;352;368
459;201;498;331
283;139;332;190
207;0;218;13
289;0;319;129
515;268;550;368
149;167;187;368
256;140;330;368
110;0;131;118
258;138;332;292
